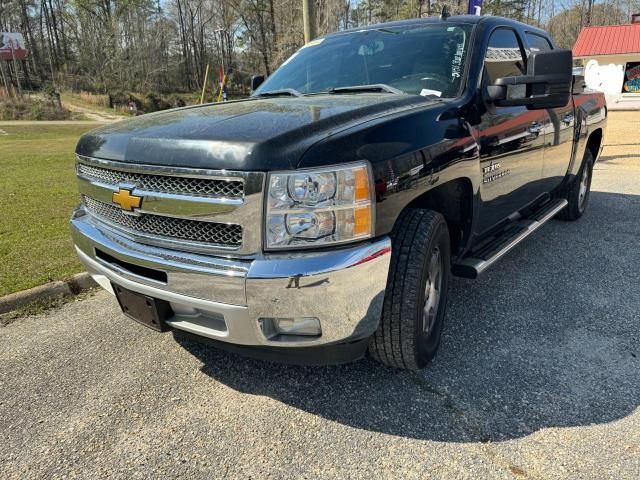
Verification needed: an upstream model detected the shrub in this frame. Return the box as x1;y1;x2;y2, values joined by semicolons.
143;92;161;112
0;97;71;121
78;91;110;108
127;93;145;113
29;102;44;120
167;95;186;108
104;90;192;114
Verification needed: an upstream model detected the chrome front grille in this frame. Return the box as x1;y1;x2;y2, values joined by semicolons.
83;196;243;248
77;163;244;198
75;155;265;255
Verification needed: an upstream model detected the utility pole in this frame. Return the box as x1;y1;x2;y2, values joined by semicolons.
302;0;316;43
200;64;210;104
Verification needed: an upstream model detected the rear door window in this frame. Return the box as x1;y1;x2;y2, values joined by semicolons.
525;33;553;53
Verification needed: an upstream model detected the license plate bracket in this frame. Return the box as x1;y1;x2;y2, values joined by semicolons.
112;284;172;332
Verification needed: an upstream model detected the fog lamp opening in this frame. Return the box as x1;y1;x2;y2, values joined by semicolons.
259;317;322;339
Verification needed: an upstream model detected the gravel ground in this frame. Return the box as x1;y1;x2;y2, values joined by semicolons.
1;116;639;479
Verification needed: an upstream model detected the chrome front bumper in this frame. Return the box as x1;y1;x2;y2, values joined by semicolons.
71;206;391;349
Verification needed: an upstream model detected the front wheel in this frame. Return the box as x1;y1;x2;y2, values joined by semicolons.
369;209;451;370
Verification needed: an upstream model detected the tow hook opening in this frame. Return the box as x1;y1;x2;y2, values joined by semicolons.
259;317;322;341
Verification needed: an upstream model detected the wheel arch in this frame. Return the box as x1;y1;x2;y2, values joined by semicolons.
401;177;474;258
586;128;603;161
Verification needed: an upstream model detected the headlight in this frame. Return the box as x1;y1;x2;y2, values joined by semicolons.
265;162;374;250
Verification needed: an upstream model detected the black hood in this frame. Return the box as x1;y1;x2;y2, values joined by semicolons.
76;95;438;170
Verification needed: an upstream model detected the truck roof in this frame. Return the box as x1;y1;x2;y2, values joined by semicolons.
331;15;549;39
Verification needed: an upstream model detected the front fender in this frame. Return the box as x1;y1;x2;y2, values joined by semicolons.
298;102;481;237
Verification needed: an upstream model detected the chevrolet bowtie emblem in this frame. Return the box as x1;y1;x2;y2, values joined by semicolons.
112;188;142;212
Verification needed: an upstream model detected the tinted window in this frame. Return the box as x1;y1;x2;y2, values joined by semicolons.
255;24;473;98
622;62;640;93
483;28;525;84
526;33;552;52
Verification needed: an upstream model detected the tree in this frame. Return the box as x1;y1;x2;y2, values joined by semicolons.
2;0;638;95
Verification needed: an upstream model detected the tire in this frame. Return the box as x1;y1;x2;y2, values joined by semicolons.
557;149;594;221
368;209;451;370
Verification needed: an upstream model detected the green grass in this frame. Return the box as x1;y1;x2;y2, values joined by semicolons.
0;124;97;296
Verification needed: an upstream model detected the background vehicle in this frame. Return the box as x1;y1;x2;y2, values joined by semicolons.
70;15;606;370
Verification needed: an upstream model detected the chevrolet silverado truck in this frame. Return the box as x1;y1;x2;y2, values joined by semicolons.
70;15;606;370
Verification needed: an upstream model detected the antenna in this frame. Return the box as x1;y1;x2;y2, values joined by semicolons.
440;5;450;20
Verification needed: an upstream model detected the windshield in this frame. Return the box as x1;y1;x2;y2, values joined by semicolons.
255;23;473;98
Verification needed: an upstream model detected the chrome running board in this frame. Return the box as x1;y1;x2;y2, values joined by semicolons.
452;199;568;279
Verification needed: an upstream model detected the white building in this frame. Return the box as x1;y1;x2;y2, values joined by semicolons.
573;16;640;110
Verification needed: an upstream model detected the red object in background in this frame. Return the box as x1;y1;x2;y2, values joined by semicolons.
0;32;28;60
573;23;640;57
219;64;224;83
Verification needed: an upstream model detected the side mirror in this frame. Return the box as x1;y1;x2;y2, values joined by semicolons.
489;49;572;109
251;75;265;92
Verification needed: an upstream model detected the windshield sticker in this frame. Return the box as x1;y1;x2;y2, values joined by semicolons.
420;89;442;97
451;41;464;79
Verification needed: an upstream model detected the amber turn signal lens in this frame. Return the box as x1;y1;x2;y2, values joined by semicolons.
353;205;372;237
354;168;370;202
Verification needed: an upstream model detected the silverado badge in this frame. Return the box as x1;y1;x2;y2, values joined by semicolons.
112;188;142;212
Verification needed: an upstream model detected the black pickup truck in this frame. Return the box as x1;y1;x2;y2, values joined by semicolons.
71;15;606;370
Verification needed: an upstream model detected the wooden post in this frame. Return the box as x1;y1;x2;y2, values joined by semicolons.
0;61;10;98
200;63;210;104
302;0;316;43
10;43;22;96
